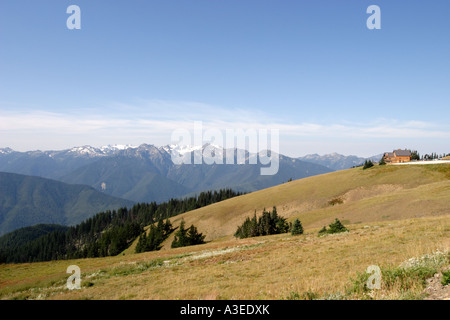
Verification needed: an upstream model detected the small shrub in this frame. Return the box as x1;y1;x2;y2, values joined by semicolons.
382;265;437;291
302;291;319;300
328;197;344;206
285;291;301;300
285;290;319;300
346;270;375;297
441;270;450;286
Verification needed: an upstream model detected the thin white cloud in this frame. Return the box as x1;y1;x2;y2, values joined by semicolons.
0;101;449;155
275;121;449;139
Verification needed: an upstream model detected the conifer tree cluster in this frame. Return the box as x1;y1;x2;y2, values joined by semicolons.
318;218;348;236
421;152;447;160
135;219;173;253
171;219;206;248
234;207;290;239
363;160;374;170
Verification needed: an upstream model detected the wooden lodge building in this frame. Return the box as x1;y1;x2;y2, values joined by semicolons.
383;149;412;164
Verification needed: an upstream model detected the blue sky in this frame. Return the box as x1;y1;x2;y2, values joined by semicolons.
0;0;449;157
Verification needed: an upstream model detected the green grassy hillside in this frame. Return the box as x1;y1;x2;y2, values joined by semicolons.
0;172;134;236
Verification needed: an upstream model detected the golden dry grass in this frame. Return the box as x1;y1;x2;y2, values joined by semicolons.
157;164;450;247
1;163;449;300
1;215;449;300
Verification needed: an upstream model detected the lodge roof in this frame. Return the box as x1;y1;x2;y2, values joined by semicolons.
393;149;412;157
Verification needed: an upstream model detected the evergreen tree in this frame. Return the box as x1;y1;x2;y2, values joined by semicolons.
275;215;289;234
186;225;206;246
171;220;205;248
135;232;147;253
318;219;348;236
291;219;304;235
411;150;420;161
259;209;271;235
171;220;188;248
318;226;327;236
250;213;259;237
363;160;374;170
164;219;173;235
234;207;289;239
328;218;348;234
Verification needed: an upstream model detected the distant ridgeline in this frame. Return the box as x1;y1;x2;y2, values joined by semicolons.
0;189;243;264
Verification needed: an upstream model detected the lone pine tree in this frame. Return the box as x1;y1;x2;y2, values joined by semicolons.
291;219;304;236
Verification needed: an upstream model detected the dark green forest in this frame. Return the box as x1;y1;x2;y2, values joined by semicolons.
0;189;242;264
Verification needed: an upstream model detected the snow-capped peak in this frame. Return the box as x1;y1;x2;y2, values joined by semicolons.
0;147;14;155
163;143;224;155
163;144;202;155
100;144;138;153
68;144;139;156
69;145;103;156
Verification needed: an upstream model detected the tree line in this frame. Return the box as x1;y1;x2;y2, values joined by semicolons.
0;188;242;264
420;152;450;160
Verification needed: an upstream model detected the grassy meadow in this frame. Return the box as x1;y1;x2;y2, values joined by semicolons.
1;164;449;300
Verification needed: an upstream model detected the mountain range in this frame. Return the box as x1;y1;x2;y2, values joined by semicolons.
0;144;383;235
0;144;334;203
